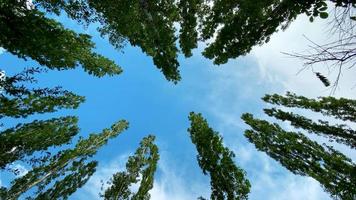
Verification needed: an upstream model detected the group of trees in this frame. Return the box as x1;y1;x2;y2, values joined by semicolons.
0;0;355;199
242;93;356;200
0;67;130;199
4;0;352;83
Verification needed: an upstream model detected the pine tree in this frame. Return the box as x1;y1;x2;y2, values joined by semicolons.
0;0;122;77
103;135;159;200
241;92;356;199
188;112;250;200
3;120;129;200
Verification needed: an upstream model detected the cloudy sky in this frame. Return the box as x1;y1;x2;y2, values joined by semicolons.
1;8;355;200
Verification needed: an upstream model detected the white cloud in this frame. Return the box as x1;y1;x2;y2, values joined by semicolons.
149;152;210;200
0;47;5;55
251;14;356;99
7;163;29;177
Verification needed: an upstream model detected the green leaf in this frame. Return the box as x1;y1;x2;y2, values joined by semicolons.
319;6;327;11
319;12;329;19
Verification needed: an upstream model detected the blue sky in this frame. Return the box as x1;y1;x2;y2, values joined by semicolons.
1;9;355;200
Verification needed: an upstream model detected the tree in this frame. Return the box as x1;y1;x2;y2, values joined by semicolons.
3;120;129;200
0;116;79;169
35;0;181;82
103;135;159;200
90;0;181;82
0;0;122;77
0;68;85;119
241;92;356;199
188;112;250;200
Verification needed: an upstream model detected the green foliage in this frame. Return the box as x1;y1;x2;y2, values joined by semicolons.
0;116;79;169
30;0;354;82
242;113;356;200
33;161;97;200
200;0;347;64
178;0;203;57
0;0;122;77
315;72;330;87
0;68;83;169
264;108;356;148
188;112;250;200
0;68;85;119
35;0;97;24
0;67;129;199
4;120;129;200
242;92;356;199
263;92;356;122
89;0;181;82
103;135;159;200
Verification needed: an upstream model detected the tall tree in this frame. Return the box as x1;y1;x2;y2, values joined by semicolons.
188;112;250;200
103;135;159;200
242;113;356;200
0;0;122;77
263;92;356;122
0;68;85;119
3;120;129;200
34;0;180;82
261;93;356;148
0;116;79;169
241;92;356;199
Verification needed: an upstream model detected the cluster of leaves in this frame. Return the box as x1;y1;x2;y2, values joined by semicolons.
103;135;159;200
242;92;356;199
188;112;251;200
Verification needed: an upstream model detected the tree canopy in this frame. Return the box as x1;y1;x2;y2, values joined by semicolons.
29;0;354;82
0;0;122;77
188;112;251;200
103;135;159;200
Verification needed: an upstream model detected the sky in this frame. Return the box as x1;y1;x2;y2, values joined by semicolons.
0;7;355;200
